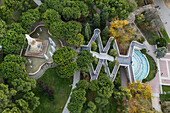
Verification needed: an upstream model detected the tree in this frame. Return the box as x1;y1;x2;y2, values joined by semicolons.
0;19;6;35
87;101;96;111
66;33;84;47
50;20;66;39
53;46;77;66
39;3;47;13
0;30;25;55
4;0;31;11
114;86;132;100
102;26;110;40
85;23;91;41
109;49;118;57
154;47;168;58
100;6;109;30
15;99;30;113
97;74;114;98
9;23;25;34
56;62;77;78
136;14;145;24
67;89;86;113
129;81;156;113
0;6;13;24
4;54;27;65
156;38;167;47
0;83;17;112
77;50;93;72
20;9;40;33
91;42;97;51
62;7;74;20
50;20;82;39
92;13;100;29
53;47;77;78
76;80;89;90
42;9;61;28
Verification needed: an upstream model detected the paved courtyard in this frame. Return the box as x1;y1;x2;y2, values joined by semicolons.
158;53;170;86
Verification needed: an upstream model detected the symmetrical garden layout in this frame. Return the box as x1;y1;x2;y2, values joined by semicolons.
81;29;149;83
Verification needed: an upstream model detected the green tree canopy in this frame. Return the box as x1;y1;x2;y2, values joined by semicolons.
100;6;109;29
42;9;61;28
20;9;40;33
0;6;13;24
155;47;168;59
66;33;84;47
53;46;77;66
0;30;25;55
76;80;89;90
0;19;6;35
0;83;17;112
4;0;31;11
77;50;93;72
92;13;100;29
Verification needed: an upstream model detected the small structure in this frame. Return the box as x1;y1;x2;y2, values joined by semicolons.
25;34;49;59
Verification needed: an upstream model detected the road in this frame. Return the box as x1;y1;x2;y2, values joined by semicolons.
154;0;170;38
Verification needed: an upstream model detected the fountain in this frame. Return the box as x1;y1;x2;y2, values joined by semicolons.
28;59;32;63
49;37;56;47
49;51;53;57
25;34;42;53
44;54;49;60
51;45;56;52
30;65;33;68
40;28;42;32
37;33;40;36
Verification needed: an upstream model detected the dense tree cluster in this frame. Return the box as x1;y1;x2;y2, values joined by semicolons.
77;50;93;72
53;46;77;78
4;0;31;11
129;81;157;112
0;55;39;112
0;25;25;55
67;80;89;113
20;9;40;33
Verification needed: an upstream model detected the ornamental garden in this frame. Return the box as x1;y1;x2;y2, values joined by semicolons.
0;0;169;112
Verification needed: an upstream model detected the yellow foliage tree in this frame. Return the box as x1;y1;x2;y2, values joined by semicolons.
109;18;136;53
129;81;159;113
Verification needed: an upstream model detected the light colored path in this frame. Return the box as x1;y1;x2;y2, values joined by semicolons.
90;51;114;61
132;22;162;112
154;0;170;38
29;63;56;80
62;71;80;113
33;0;42;6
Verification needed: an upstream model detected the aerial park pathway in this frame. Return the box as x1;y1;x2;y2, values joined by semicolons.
81;29;145;83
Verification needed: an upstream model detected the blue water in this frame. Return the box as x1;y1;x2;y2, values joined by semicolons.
132;49;149;81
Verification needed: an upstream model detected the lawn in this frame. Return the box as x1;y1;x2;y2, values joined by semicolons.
34;68;72;113
141;49;157;82
162;85;170;94
160;86;170;112
160;29;170;43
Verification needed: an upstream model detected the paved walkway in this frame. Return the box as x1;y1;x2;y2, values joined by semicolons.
62;71;80;113
154;0;170;38
29;63;56;80
33;0;42;9
132;22;162;112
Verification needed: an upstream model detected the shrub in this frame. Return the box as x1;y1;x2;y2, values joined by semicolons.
141;49;147;54
156;38;167;47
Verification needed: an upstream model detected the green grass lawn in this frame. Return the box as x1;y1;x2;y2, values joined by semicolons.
160;86;170;112
141;49;157;82
34;68;72;113
160;29;170;43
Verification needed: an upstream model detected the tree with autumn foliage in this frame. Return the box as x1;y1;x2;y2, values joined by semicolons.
109;18;136;54
129;81;157;113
